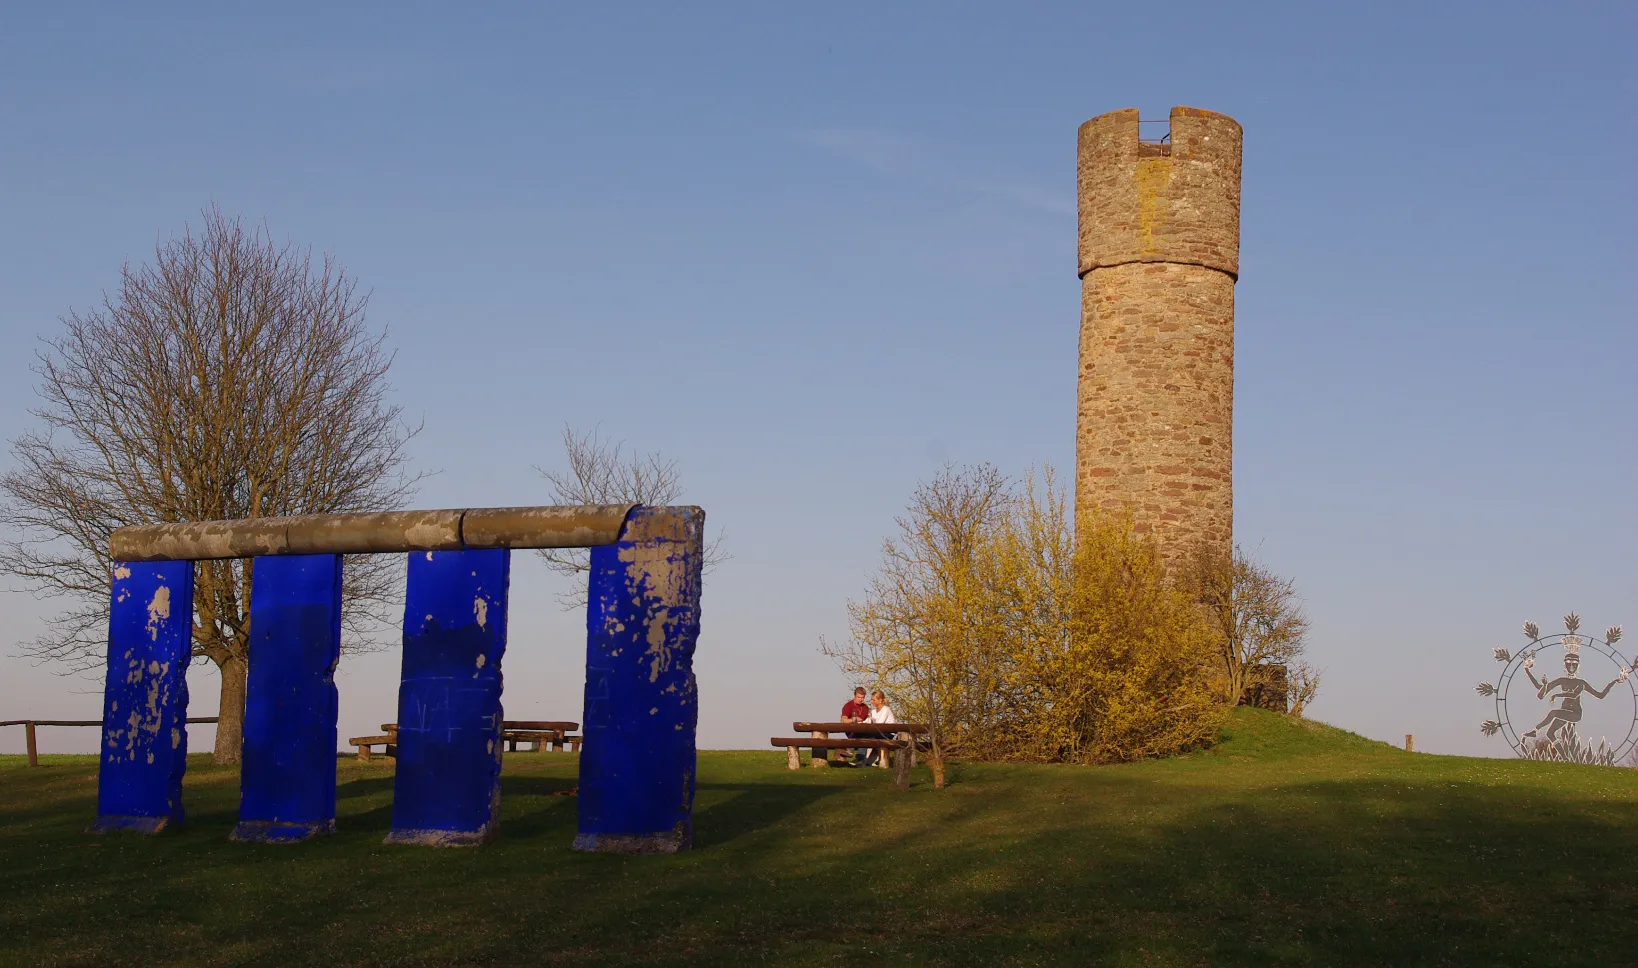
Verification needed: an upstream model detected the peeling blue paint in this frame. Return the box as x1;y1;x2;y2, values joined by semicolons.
575;506;703;853
386;549;510;846
92;561;194;834
233;554;342;843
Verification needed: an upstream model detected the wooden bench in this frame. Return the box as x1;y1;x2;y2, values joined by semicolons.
773;722;930;770
501;720;581;752
350;720;582;760
770;736;904;771
502;729;583;753
348;733;396;761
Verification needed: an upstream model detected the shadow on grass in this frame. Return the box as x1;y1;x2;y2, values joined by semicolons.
500;775;579;798
692;781;846;849
4;754;1638;968
336;775;396;799
486;768;1638;968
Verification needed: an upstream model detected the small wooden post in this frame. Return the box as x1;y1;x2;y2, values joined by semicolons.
25;722;38;768
811;730;829;768
893;745;910;790
786;746;800;771
1405;734;1414;753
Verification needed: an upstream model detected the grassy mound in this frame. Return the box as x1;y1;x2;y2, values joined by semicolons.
2;709;1635;967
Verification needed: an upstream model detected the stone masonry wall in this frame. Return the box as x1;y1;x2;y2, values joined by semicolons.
1076;106;1241;570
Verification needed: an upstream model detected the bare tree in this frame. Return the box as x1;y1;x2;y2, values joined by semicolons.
535;425;726;608
0;207;419;763
824;464;1012;788
1189;545;1317;712
1287;663;1323;719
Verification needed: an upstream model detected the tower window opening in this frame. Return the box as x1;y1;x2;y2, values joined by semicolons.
1136;120;1171;157
1136;120;1172;144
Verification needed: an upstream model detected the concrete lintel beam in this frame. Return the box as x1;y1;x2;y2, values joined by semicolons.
108;504;640;562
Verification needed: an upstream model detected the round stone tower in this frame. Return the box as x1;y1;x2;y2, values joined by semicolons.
1076;106;1241;569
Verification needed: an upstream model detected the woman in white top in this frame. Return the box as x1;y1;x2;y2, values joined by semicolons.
867;689;895;724
858;689;896;766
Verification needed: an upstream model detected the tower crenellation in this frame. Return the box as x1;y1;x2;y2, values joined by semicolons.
1075;106;1241;569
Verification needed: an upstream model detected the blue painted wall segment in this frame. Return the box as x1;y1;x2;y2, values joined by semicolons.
233;554;343;843
576;506;704;853
387;549;510;846
93;560;195;834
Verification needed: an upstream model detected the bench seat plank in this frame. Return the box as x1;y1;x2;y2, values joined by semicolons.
377;721;582;753
772;735;915;771
380;720;579;732
348;735;397;762
792;722;928;734
770;737;903;749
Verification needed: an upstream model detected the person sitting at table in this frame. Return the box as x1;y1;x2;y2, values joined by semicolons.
840;686;871;765
840;686;870;725
857;689;896;766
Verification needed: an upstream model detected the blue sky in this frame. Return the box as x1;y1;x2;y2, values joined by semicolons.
1;3;1632;756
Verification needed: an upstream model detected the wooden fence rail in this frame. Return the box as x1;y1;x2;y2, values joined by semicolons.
2;718;220;768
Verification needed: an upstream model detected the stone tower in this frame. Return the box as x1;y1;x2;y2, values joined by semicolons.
1075;106;1241;569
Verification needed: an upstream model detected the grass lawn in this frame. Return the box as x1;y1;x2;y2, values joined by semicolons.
3;708;1636;967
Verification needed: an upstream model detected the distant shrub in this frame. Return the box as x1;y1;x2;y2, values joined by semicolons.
1004;508;1225;764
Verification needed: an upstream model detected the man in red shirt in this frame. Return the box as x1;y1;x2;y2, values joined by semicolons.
840;686;870;766
840;686;870;724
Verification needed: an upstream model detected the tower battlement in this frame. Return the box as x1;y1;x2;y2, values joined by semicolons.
1077;106;1242;280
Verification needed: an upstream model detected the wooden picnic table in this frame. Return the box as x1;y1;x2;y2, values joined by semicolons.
772;721;930;770
348;720;582;761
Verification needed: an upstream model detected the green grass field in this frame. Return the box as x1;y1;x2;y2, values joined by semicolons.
3;709;1635;967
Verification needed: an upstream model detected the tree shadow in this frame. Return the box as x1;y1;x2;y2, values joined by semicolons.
334;803;395;834
492;766;1638;967
10;755;1638;967
691;780;847;849
335;775;396;799
500;776;579;798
